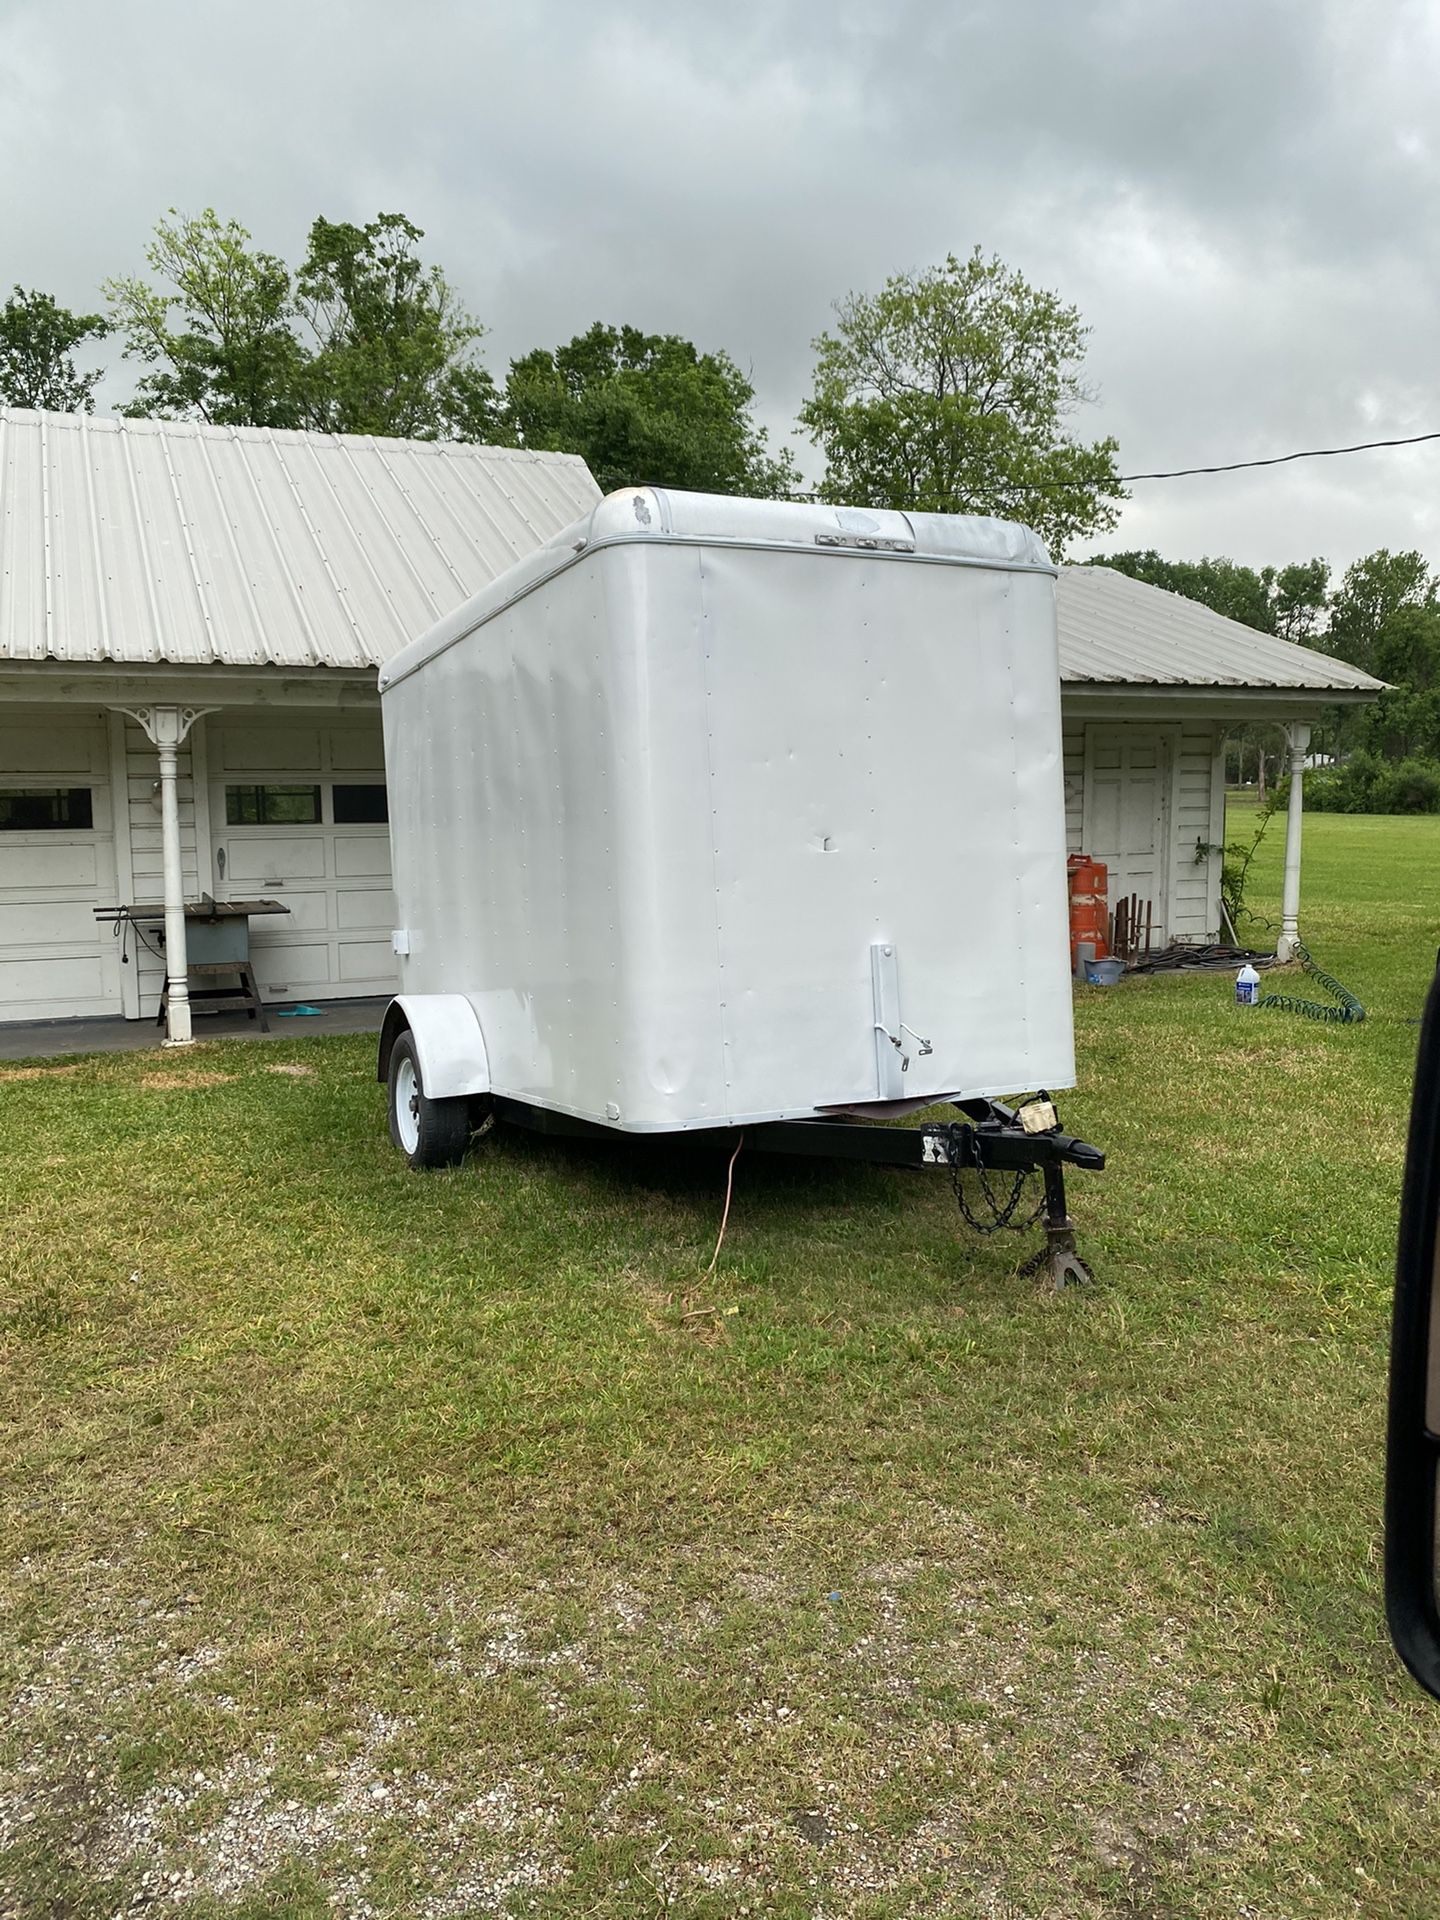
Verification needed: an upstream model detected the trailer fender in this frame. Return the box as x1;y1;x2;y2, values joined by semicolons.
377;995;491;1100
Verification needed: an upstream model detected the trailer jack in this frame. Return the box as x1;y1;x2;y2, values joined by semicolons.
747;1096;1105;1288
1015;1161;1093;1290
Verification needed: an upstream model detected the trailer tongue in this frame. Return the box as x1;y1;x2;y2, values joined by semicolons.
475;1088;1104;1289
752;1100;1104;1288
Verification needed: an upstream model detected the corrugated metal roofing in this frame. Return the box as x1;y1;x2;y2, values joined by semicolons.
0;420;1388;699
1058;564;1384;694
0;408;599;669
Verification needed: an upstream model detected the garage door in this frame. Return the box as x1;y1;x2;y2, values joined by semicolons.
208;718;399;1002
0;715;122;1022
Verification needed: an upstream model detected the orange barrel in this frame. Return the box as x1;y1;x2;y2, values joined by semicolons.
1067;853;1110;969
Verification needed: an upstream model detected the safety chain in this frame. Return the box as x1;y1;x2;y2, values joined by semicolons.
1258;939;1366;1025
938;1123;1047;1235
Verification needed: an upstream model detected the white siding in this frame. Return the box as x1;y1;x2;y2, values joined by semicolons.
1062;725;1084;851
1170;725;1221;941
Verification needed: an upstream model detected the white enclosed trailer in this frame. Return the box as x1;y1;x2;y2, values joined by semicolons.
377;488;1102;1281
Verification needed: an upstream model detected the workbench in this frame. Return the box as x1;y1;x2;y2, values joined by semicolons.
95;897;289;1030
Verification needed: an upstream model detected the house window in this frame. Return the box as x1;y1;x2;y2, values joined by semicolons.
332;783;388;824
0;788;94;831
225;784;322;826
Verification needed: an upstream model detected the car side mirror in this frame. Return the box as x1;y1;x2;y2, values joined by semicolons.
1386;953;1440;1698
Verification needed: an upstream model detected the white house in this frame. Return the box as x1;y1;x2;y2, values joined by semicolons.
1054;565;1382;960
0;410;598;1032
0;409;1383;1033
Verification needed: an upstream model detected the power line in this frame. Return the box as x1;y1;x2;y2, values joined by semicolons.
786;426;1440;504
1120;428;1440;482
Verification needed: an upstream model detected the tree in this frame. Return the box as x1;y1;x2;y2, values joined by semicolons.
1325;549;1435;674
105;209;307;427
105;207;503;440
1362;605;1440;760
1269;559;1330;645
0;288;108;412
296;213;503;440
798;249;1125;556
504;323;797;497
1321;553;1440;763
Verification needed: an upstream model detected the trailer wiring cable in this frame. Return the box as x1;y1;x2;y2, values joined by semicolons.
705;1131;745;1276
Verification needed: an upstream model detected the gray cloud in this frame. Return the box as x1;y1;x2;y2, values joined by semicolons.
2;0;1437;572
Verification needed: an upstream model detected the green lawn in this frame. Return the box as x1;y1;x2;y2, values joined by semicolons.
3;804;1440;1918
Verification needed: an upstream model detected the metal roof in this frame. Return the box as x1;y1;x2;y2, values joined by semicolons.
1058;564;1384;695
0;421;1387;700
0;409;599;670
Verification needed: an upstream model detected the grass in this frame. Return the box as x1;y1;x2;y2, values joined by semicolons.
3;800;1440;1917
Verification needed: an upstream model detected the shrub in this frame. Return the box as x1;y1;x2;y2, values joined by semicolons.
1284;751;1440;815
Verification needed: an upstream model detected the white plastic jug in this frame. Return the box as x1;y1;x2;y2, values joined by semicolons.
1236;963;1261;1007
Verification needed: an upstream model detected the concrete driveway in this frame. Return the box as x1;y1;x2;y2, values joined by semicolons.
0;997;388;1062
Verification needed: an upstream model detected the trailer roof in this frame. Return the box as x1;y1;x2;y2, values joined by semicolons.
381;487;1056;689
580;487;1056;571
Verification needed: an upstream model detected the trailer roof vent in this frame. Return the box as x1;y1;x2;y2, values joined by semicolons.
814;532;915;553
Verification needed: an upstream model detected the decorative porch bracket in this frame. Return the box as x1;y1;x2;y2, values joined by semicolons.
116;707;216;1046
1276;720;1312;964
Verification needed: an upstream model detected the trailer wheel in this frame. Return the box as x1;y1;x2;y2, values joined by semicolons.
387;1030;471;1169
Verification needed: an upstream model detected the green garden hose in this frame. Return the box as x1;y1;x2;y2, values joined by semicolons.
1258;940;1366;1024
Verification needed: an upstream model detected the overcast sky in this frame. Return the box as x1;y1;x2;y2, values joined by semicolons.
3;0;1438;574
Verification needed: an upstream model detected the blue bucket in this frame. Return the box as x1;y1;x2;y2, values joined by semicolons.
1084;958;1126;986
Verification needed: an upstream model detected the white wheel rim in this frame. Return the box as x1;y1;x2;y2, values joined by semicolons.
394;1056;421;1155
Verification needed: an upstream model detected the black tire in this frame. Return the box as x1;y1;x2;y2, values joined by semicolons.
387;1030;472;1169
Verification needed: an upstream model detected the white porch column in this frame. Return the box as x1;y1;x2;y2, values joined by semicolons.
1276;721;1312;964
118;706;214;1046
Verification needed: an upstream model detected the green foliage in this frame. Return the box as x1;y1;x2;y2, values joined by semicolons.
1325;548;1435;673
104;209;307;427
296;213;502;440
1319;554;1440;766
0;286;108;412
1356;604;1440;761
798;248;1125;557
504;323;795;496
1296;749;1440;815
105;208;503;441
1269;557;1331;644
106;218;785;479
